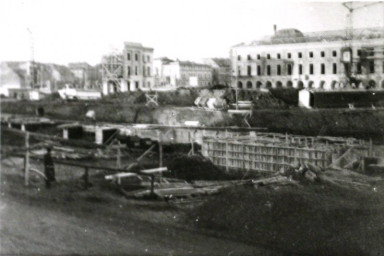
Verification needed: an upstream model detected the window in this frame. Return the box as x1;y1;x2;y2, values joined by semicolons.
127;66;131;76
357;50;361;57
332;51;337;57
287;64;292;75
287;53;291;59
299;64;303;75
369;61;375;73
332;63;337;74
267;54;271;59
135;81;139;89
147;56;150;62
247;65;252;76
298;52;302;58
135;66;138;75
147;67;151;76
277;53;281;59
143;55;145;62
257;65;261;75
321;51;325;57
321;63;325;74
277;65;281;75
267;65;271;75
247;55;251;60
127;53;131;60
309;64;314;75
135;53;138;61
357;63;362;74
143;66;145;76
237;66;241;76
309;52;313;58
237;55;241;61
257;54;260;60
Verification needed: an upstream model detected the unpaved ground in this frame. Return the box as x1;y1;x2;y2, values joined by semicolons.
0;158;276;256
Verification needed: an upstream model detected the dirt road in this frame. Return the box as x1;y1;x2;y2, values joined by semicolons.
0;160;275;256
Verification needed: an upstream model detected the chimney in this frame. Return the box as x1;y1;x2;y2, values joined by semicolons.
274;24;277;34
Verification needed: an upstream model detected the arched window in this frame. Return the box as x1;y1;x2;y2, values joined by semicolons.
237;81;243;89
331;81;337;89
368;80;376;89
246;81;253;89
256;81;263;88
308;81;314;88
286;81;293;88
297;81;304;89
276;81;283;88
381;80;384;89
266;81;272;88
319;81;326;89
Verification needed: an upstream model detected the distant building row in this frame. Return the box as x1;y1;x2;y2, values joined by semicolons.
101;42;231;94
230;27;384;90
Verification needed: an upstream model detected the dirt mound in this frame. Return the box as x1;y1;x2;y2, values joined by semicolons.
189;183;384;255
164;154;229;182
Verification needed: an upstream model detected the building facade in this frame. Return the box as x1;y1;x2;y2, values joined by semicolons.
123;42;154;91
231;28;384;90
153;57;174;88
203;58;231;87
162;60;212;88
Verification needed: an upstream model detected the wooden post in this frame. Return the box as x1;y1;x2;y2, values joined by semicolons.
84;167;89;190
24;132;30;186
191;130;195;155
158;131;163;167
150;174;155;197
116;141;121;168
225;141;229;172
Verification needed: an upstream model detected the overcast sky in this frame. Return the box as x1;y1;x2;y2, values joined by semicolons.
0;0;383;65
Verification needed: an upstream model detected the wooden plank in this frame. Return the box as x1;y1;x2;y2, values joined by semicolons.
140;167;168;174
105;172;138;180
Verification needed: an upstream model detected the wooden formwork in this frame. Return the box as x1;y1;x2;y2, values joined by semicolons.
201;136;359;172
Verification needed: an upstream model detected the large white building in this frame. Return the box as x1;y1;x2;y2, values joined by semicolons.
231;27;384;90
161;60;212;88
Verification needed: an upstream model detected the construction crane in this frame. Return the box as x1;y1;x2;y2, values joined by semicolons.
26;27;37;88
341;1;383;87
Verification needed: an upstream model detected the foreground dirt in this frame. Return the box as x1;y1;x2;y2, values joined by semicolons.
0;159;276;256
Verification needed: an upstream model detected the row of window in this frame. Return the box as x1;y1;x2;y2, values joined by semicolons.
127;80;152;88
238;62;378;76
239;50;340;61
127;66;151;76
237;79;384;89
127;53;151;62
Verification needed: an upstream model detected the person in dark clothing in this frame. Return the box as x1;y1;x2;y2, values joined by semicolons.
44;147;56;188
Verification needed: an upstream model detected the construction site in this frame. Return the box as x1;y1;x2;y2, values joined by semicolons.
2;1;384;255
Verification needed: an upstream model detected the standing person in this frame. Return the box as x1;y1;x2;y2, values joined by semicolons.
44;147;56;188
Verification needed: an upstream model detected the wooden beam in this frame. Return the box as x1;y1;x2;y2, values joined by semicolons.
140;167;168;174
105;172;137;180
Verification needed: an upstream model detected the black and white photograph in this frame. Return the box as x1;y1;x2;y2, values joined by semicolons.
1;0;384;255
